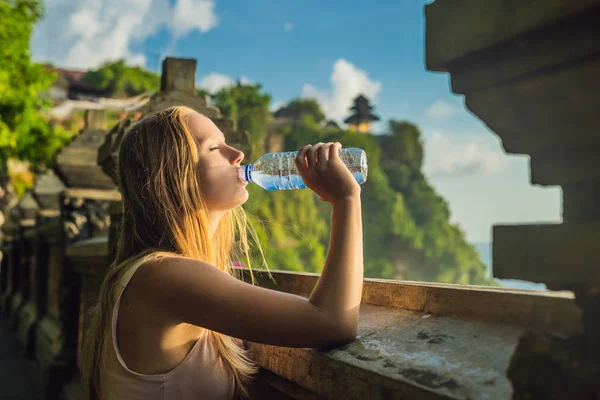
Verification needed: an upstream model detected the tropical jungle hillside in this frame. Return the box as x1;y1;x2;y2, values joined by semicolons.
0;0;491;285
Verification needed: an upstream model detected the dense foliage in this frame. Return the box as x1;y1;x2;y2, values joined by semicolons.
232;91;490;284
82;59;160;97
212;83;271;158
0;0;71;198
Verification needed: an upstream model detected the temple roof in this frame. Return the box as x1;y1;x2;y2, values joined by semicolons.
344;94;380;124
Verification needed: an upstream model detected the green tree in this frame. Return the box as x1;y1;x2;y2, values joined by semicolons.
380;120;424;192
82;59;160;97
0;0;72;202
273;98;325;125
213;82;271;158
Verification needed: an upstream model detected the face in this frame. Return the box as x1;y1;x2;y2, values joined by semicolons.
185;111;248;212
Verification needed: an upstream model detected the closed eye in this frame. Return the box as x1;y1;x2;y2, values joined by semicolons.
209;146;220;151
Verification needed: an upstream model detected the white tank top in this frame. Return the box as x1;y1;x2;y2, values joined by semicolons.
99;252;236;400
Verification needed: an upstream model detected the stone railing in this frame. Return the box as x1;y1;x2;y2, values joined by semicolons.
0;230;580;399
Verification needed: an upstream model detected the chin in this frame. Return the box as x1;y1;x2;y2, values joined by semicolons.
216;190;249;211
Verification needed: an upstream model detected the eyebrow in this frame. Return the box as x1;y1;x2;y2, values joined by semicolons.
200;134;226;144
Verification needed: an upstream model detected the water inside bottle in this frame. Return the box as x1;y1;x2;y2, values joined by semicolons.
248;165;367;191
240;148;368;191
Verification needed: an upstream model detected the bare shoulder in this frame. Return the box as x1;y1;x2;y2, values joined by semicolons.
129;255;355;349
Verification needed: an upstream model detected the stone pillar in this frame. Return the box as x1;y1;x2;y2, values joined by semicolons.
425;1;600;397
28;170;69;398
11;191;39;355
161;57;197;94
0;212;19;318
39;109;120;400
61;235;109;400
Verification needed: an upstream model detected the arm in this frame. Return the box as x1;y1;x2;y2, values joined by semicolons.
308;197;364;339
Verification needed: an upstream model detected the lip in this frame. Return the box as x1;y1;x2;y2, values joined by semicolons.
237;166;248;186
237;172;248;186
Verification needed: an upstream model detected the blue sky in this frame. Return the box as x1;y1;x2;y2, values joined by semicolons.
31;0;562;242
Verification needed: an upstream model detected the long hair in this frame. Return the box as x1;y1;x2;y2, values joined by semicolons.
80;106;270;399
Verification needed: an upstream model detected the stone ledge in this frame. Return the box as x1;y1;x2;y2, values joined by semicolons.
241;270;580;399
240;269;580;335
493;223;600;284
249;304;525;399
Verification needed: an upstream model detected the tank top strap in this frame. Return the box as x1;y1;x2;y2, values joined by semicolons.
113;252;166;303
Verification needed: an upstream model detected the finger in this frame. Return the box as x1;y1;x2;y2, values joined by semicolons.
295;145;311;171
307;142;323;170
316;143;333;169
329;142;341;161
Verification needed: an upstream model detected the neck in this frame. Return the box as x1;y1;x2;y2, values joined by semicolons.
207;210;225;237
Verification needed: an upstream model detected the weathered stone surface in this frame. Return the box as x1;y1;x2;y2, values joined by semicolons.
507;331;600;399
242;269;581;335
425;0;600;71
61;194;112;243
137;90;221;119
10;227;35;340
0;239;19;319
35;255;79;399
83;109;105;131
18;191;40;223
161;57;197;94
251;303;524;399
32;170;66;212
15;229;42;357
446;10;600;94
464;57;600;155
493;223;600;284
562;186;600;222
426;3;600;398
54;110;116;190
65;236;109;369
530;149;600;187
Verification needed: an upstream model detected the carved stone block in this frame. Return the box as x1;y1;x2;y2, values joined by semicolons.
493;223;600;285
160;57;197;94
55;110;116;190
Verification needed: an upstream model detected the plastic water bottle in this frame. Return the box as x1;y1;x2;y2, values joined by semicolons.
239;147;367;191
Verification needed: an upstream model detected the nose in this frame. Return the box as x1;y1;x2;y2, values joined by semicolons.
230;146;244;166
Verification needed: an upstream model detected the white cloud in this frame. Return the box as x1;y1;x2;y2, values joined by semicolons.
31;0;219;70
284;21;294;32
172;0;219;37
198;73;234;93
423;131;509;177
301;59;382;122
426;99;457;119
197;73;255;93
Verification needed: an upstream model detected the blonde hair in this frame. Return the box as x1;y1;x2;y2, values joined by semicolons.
80;106;270;399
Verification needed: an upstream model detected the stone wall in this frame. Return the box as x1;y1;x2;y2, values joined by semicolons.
425;0;600;396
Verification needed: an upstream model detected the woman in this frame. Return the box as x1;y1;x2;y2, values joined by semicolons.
80;105;364;399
